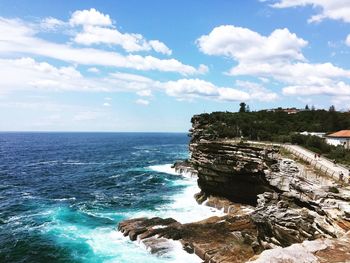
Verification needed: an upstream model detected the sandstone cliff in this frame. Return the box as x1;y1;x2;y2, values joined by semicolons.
118;115;350;263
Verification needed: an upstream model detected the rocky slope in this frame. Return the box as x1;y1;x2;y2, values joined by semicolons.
118;115;350;262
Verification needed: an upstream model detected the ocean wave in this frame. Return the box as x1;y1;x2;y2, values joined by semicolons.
53;197;76;202
148;164;179;175
62;162;103;165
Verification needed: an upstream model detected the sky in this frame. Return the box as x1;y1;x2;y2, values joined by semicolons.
1;0;350;132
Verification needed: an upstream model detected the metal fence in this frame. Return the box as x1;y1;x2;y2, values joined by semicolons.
281;145;346;181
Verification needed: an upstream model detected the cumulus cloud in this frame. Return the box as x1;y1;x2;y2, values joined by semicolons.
0;57;277;104
149;40;172;55
69;8;112;26
283;81;350;96
235;80;278;102
270;0;350;23
0;17;201;75
163;78;276;102
197;25;307;63
73;25;150;52
0;57;160;93
197;24;350;101
69;9;172;55
0;57;103;92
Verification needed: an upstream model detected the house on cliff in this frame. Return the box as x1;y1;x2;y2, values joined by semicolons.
326;130;350;149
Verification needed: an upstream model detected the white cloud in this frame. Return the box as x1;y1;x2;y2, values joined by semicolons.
0;17;200;75
346;34;350;47
283;81;350;96
73;25;172;55
0;57;277;104
69;8;112;26
149;40;172;55
236;80;278;102
197;25;307;64
0;57;92;91
163;79;270;101
73;25;150;52
40;17;65;30
103;102;111;107
87;67;100;73
110;72;154;83
69;9;172;55
135;99;150;105
270;0;350;23
229;62;350;84
0;57;156;95
198;64;209;74
198;24;350;101
136;90;152;97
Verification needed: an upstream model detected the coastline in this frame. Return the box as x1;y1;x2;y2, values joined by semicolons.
118;120;350;262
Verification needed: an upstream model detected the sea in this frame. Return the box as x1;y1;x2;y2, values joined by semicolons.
0;132;223;263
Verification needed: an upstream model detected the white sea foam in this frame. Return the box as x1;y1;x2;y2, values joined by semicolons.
148;164;179;175
134;163;225;224
53;197;76;202
40;163;224;262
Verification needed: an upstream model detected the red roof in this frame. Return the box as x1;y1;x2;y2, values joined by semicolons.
327;130;350;138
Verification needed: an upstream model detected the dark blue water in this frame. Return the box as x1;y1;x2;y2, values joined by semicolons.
0;133;207;263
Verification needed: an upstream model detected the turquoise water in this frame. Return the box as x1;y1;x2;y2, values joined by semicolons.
0;133;220;263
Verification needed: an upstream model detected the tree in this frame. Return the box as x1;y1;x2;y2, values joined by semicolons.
305;104;309;110
311;105;315;111
329;105;336;112
239;102;246;113
246;105;250;112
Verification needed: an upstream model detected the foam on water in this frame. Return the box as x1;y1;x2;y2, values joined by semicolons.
41;207;202;263
38;163;223;262
0;133;209;262
148;164;179;176
139;164;225;223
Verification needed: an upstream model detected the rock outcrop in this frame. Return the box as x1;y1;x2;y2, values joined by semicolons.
117;114;350;262
190;139;279;205
119;213;260;263
249;232;350;263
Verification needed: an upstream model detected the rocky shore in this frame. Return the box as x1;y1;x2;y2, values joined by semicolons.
118;115;350;262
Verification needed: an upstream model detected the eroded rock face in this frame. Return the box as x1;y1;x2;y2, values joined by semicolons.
117;115;350;262
172;160;198;178
118;213;260;263
248;232;350;263
190;140;279;205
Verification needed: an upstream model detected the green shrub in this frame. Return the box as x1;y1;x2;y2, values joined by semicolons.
328;186;339;194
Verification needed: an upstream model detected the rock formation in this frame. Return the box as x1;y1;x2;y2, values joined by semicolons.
118;114;350;262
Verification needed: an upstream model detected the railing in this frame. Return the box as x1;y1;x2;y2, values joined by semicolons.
224;139;348;182
281;145;346;181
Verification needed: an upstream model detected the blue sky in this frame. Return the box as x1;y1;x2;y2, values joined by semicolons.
1;0;350;131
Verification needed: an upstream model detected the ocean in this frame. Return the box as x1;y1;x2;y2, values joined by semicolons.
0;132;222;263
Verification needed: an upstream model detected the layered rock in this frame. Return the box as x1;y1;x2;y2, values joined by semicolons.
189;139;279;205
117;114;350;262
118;212;260;263
249;232;350;263
172;160;198;178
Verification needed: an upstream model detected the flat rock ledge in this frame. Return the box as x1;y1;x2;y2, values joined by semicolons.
118;214;260;263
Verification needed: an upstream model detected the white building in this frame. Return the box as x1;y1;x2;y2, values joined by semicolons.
300;131;326;138
326;130;350;149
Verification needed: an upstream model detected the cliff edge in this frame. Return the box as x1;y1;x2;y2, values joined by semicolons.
118;114;350;263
